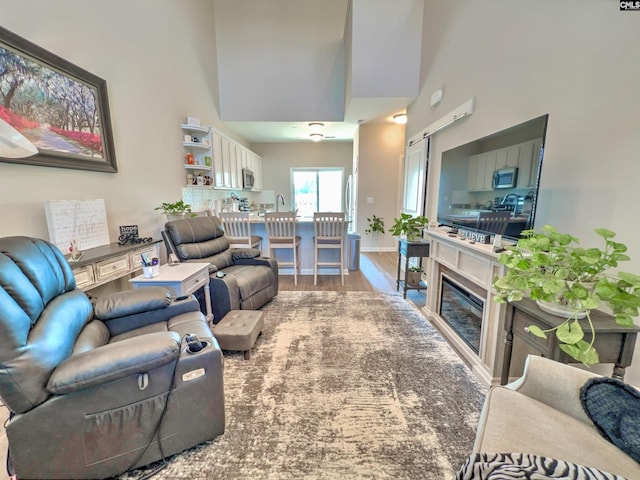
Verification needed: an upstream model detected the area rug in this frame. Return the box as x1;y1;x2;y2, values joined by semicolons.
122;291;488;480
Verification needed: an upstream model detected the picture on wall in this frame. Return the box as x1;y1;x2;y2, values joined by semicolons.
0;26;117;173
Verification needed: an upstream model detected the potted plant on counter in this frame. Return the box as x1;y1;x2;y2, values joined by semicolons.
155;200;196;220
389;213;429;242
493;225;640;365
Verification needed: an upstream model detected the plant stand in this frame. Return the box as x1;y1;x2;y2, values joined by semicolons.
501;297;640;385
396;239;430;299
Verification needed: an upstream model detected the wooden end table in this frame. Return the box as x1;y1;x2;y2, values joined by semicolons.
130;262;213;322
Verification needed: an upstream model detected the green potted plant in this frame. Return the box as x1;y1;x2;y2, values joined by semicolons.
389;213;429;242
407;265;424;286
365;214;385;253
154;200;196;220
493;225;640;365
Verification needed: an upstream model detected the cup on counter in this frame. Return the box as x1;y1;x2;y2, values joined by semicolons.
143;265;160;278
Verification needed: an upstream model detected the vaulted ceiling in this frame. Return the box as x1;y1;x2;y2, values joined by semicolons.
213;0;424;142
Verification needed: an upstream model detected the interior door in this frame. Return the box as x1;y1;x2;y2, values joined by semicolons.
402;137;429;216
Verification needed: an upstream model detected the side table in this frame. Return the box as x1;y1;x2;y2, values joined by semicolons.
501;297;640;385
396;239;430;299
130;263;213;322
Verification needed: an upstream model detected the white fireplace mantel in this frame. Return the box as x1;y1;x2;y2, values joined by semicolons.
423;229;507;386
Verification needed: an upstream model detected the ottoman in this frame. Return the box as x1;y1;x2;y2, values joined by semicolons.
213;310;264;359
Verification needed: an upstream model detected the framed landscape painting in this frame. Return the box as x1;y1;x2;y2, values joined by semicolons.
0;26;117;173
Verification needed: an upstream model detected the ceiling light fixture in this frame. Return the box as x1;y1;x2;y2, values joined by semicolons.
310;133;324;142
393;113;408;125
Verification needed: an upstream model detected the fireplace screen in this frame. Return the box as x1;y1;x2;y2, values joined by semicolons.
439;275;484;353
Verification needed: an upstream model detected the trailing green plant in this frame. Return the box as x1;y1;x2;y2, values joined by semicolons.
154;200;196;217
408;265;424;272
389;213;429;242
493;225;640;365
365;214;385;235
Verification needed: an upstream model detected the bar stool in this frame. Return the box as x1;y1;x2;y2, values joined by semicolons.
264;211;301;285
313;212;345;286
219;212;262;251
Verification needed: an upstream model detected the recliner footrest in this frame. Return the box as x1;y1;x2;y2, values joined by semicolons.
213;310;264;359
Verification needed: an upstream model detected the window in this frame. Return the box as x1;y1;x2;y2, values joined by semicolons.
291;168;344;218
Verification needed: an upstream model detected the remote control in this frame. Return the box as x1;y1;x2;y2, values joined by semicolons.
185;334;204;353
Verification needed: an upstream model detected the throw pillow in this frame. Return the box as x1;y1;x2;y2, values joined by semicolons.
580;377;640;463
455;452;625;479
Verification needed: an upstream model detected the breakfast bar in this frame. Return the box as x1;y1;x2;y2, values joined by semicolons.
248;215;348;275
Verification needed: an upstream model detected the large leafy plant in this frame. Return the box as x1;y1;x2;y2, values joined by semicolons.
154;200;196;217
389;213;429;242
493;225;640;365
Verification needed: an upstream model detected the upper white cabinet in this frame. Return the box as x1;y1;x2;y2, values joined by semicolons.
402;138;428;216
181;125;213;184
467;139;542;192
189;124;263;190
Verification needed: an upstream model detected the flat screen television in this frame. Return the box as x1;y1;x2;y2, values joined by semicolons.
437;114;548;242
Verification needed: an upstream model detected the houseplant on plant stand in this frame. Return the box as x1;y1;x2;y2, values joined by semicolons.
389;213;429;242
154;200;196;220
407;265;424;286
364;214;385;253
493;225;640;365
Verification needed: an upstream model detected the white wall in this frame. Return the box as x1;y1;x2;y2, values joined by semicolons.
0;0;246;245
356;123;405;251
252;142;353;212
408;0;640;383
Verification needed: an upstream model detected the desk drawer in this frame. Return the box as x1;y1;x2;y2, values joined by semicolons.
184;271;208;293
73;265;95;290
512;308;554;355
96;254;130;280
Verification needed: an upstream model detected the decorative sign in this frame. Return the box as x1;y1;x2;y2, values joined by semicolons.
45;199;110;251
118;225;153;245
459;228;491;244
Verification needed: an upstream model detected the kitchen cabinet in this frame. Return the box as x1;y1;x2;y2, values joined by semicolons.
467;139;543;192
402;137;428;215
181;124;213;185
185;124;263;191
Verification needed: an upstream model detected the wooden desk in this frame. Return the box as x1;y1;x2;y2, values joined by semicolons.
396;239;430;299
501;297;640;384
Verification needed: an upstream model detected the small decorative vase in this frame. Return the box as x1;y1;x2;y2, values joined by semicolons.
535;300;588;319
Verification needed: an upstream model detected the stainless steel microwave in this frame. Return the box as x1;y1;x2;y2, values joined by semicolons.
242;168;255;189
492;167;518;189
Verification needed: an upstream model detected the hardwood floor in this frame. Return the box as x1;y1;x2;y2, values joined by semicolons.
0;252;425;479
279;251;426;309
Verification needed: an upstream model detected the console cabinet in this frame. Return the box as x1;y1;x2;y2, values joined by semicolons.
70;241;161;291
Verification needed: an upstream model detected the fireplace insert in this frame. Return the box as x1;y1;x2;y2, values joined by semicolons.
439;275;484;353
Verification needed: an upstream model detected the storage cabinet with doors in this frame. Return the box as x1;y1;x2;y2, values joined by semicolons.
402;136;429;216
181;124;213;185
186;124;263;190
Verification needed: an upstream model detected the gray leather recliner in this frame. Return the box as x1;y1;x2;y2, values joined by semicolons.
0;236;225;479
163;215;278;323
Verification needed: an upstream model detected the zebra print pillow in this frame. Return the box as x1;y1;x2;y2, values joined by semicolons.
456;453;626;480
